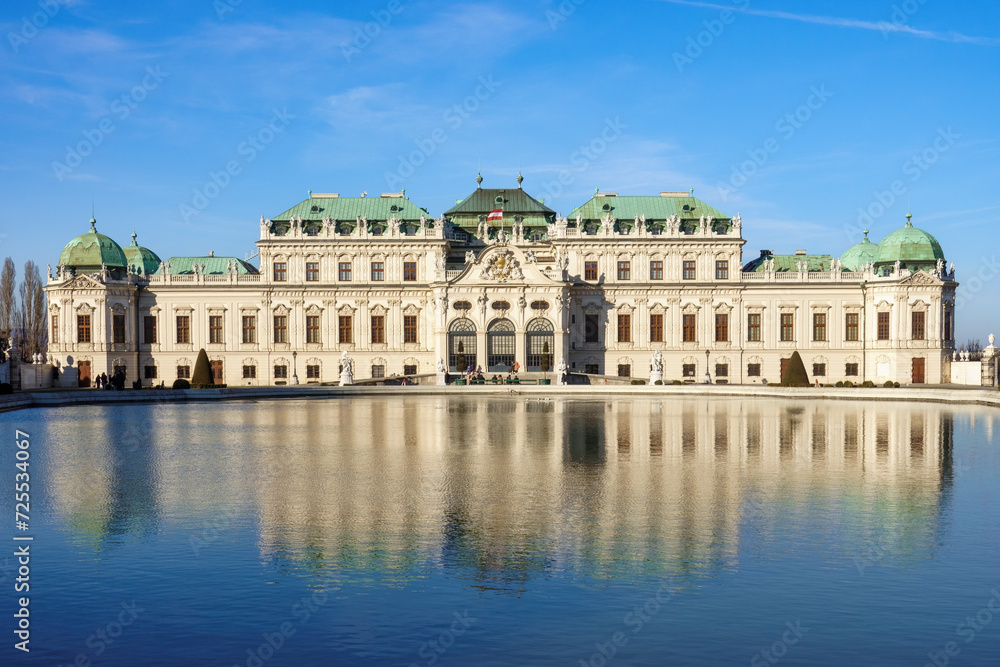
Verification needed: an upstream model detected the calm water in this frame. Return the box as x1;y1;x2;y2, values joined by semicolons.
1;396;999;666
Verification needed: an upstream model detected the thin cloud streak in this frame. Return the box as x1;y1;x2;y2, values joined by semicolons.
659;0;1000;45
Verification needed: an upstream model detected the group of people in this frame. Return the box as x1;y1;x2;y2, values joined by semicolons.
460;361;522;384
94;370;126;391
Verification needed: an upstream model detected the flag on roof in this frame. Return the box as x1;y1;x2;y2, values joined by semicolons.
487;209;503;221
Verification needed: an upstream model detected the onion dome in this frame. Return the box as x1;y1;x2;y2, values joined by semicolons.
122;231;162;275
873;212;945;274
58;217;127;274
840;227;878;271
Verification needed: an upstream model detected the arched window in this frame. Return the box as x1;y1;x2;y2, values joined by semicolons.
487;319;515;372
448;319;477;372
526;318;554;371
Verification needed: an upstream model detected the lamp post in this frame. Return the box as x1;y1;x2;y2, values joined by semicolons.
291;350;299;385
704;349;711;384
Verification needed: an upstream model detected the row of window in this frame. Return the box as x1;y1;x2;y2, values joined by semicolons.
586;260;730;282
273;260;418;282
587;311;933;344
169;362;419;381
604;361;860;378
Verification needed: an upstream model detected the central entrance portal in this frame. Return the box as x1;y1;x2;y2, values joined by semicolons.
487;319;515;372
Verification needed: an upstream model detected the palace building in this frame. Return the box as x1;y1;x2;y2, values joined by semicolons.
44;176;958;386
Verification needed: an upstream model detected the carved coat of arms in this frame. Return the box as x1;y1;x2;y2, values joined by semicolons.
481;249;523;283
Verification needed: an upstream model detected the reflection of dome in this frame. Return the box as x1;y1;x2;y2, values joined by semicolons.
58;218;127;273
874;213;945;272
122;232;161;275
840;228;878;271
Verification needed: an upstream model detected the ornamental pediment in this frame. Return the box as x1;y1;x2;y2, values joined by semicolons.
450;244;563;288
58;274;106;290
899;270;942;286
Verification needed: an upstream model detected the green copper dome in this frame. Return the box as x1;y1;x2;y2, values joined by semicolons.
873;213;944;271
58;218;128;272
122;232;162;275
840;228;878;271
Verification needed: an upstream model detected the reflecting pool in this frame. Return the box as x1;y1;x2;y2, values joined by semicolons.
2;396;999;666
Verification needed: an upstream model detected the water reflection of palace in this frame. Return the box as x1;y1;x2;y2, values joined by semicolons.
47;398;964;588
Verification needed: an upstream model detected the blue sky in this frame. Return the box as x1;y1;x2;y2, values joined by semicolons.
1;0;998;339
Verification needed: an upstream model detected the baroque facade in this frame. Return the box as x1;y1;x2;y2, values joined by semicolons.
45;178;958;386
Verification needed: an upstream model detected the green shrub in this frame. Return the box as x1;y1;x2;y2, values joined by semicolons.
630;379;645;385
172;379;190;389
835;381;844;387
672;380;682;385
862;380;875;388
191;349;213;386
883;380;894;387
0;383;12;395
455;341;467;374
654;380;663;385
540;342;551;374
780;351;810;387
893;382;900;388
843;380;854;387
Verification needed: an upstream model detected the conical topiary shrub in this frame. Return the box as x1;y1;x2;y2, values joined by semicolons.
191;348;213;386
780;351;810;387
455;341;467;374
540;341;551;375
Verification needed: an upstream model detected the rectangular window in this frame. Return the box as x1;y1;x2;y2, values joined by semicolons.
683;363;695;377
747;313;761;342
273;315;287;344
177;365;190;379
585;363;599;375
371;262;384;281
305;262;319;282
403;315;418;343
404;364;417;375
306;365;320;379
747;363;761;377
682;314;696;342
143;315;156;344
649;261;663;280
650;313;664;343
51;314;59;345
813;363;826;377
812;312;827;342
242;365;256;379
780;313;794;342
339;262;352;281
912;311;925;340
209;315;223;344
273;262;287;281
371;364;385;378
944;310;954;341
274;365;287;379
176;315;190;344
617;364;630;377
210;360;223;383
715;364;728;377
403;261;417;281
845;313;859;342
877;311;890;340
242;315;256;344
338;315;353;344
617;260;631;280
585;314;600;343
617;313;631;343
584;261;598;281
113;314;126;344
682;260;696;280
144;365;157;379
306;315;321;344
371;315;385;344
715;260;729;280
845;362;859;376
715;313;729;342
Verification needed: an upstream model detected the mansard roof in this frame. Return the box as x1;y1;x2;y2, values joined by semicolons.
271;193;430;222
569;193;729;222
154;256;258;275
445;187;555;217
743;251;835;272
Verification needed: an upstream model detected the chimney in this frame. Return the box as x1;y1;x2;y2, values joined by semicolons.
209;250;214;257
795;249;807;256
760;249;772;257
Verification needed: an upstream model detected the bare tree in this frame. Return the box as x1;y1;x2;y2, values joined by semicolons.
14;261;46;361
0;257;14;336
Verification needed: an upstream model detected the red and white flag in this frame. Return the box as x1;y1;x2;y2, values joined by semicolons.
487;209;503;222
